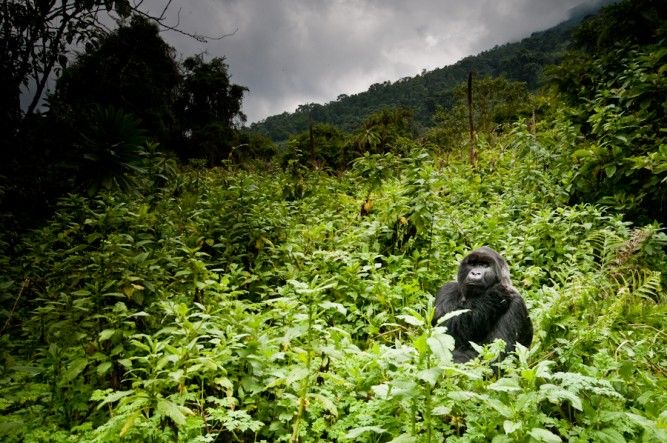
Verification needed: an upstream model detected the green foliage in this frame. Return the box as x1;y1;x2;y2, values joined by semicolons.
0;0;134;124
1;2;667;442
174;54;248;165
1;125;665;441
354;108;416;155
547;0;667;224
75;106;148;195
281;123;351;170
426;76;532;151
49;15;181;144
279;108;415;171
570;0;667;53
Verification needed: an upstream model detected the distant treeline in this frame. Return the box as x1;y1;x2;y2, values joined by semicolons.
248;16;581;141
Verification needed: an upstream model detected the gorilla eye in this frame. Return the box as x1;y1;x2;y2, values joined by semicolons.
468;260;489;267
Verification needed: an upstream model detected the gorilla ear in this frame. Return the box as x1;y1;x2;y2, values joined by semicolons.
499;259;511;283
482;247;512;285
495;255;513;286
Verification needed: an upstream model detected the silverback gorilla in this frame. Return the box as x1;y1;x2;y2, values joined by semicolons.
433;246;532;362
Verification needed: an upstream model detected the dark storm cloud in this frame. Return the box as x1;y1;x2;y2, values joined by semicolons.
145;0;604;123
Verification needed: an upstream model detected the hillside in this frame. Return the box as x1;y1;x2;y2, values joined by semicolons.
249;17;579;141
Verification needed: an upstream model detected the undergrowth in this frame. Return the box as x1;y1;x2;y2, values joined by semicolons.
1;123;665;442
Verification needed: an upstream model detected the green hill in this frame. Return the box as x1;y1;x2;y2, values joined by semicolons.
249;17;579;141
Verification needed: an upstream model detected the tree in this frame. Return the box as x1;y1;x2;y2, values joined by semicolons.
548;0;667;224
1;0;121;128
49;15;181;143
354;107;415;155
427;76;531;151
0;0;222;129
284;123;349;169
0;2;232;231
175;55;248;164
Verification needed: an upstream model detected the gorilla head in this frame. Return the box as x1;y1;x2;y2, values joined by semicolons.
434;246;532;362
457;246;511;299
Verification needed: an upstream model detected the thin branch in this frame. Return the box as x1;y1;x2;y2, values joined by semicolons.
27;10;71;115
0;279;29;336
133;7;238;43
158;0;173;21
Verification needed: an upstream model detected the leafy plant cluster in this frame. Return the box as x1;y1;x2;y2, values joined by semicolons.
546;0;667;225
1;123;666;441
1;1;667;441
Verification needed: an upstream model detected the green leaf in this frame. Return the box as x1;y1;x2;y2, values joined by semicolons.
157;398;191;426
319;300;347;315
427;332;454;363
313;393;338;417
120;410;140;437
540;384;583;411
388;434;417;443
413;333;429;355
60;358;88;385
503;420;522;434
484;397;513;418
397;314;423;326
592;428;626;443
440;309;469;322
448;390;476;401
371;383;389;399
604;164;617;178
99;329;116;341
97;389;133;408
416;367;440;387
489;377;522;393
528;428;561;443
344;426;387;439
97;361;112;376
432;405;451;416
572;149;593;159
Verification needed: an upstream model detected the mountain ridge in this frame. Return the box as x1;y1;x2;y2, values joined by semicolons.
248;11;595;141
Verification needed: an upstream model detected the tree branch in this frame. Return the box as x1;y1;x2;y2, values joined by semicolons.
132;5;238;43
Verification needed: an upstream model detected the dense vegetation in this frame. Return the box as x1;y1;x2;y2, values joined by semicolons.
1;1;666;441
0;10;253;233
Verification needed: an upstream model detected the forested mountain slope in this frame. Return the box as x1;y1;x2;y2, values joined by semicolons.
249;17;578;140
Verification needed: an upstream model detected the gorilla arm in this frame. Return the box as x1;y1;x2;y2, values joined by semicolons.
483;291;532;356
434;282;510;347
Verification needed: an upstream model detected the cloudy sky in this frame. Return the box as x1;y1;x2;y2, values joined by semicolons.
142;0;605;123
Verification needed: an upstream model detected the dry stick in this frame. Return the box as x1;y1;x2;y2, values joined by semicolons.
467;71;476;166
1;278;29;335
309;112;315;165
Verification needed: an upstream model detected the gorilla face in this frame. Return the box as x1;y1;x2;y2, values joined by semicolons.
457;246;503;297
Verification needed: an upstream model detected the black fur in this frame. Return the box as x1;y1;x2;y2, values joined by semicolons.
433;246;532;362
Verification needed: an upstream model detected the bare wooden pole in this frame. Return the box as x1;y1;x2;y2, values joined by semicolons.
309;112;315;164
467;71;476;165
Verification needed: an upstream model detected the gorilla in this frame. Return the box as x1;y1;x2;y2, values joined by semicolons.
433;246;532;363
